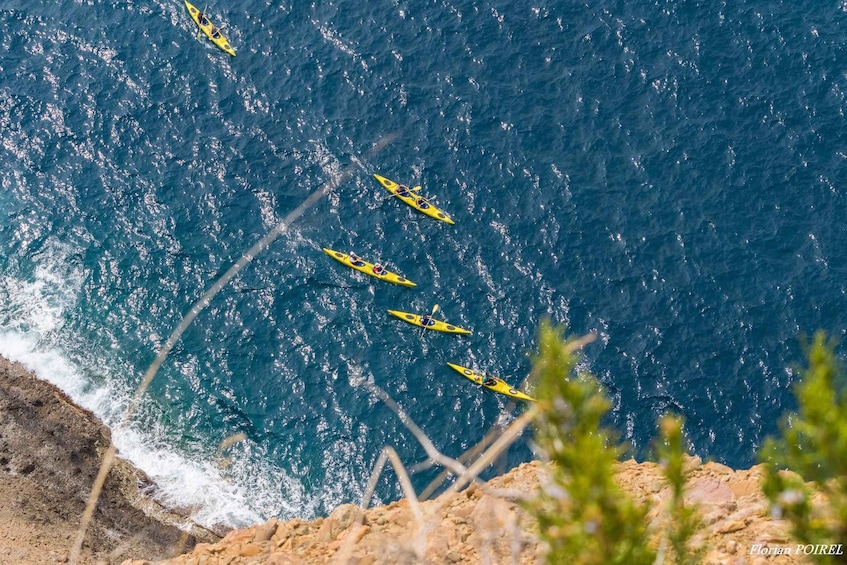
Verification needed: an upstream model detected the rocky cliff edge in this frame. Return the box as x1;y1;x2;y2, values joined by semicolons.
0;356;220;564
124;457;811;565
0;353;812;565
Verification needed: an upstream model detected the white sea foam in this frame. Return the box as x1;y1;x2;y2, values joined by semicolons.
0;240;311;530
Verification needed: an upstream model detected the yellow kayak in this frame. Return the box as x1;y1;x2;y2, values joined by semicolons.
387;310;471;335
185;1;236;57
323;248;416;287
373;174;454;224
447;363;536;402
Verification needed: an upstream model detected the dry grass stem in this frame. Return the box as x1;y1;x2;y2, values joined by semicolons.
447;406;539;495
69;443;117;565
348;379;534;562
337;446;427;563
363;381;468;478
352;379;538;564
563;332;597;355
419;413;507;501
217;432;248;453
69;135;397;565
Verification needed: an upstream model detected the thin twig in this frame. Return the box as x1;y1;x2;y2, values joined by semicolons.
336;446;427;563
564;332;597;355
338;374;540;564
418;416;508;501
419;353;554;501
69;134;398;565
447;406;539;494
362;382;468;478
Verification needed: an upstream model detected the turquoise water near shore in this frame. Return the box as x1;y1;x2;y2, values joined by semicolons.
2;0;847;528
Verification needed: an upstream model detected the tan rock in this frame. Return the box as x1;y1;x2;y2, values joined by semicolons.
264;550;299;565
724;501;767;524
197;542;227;555
446;549;463;562
235;543;264;557
725;539;738;554
425;518;460;559
338;504;364;528
253;518;278;542
271;522;292;547
670;455;700;474
392;511;411;529
452;504;474;520
685;476;736;507
339;524;370;545
372;511;388;526
716;519;748;534
700;506;730;527
705;462;735;476
729;477;762;499
466;494;522;563
221;529;254;546
457;523;473;543
108;453;826;565
291;533;315;553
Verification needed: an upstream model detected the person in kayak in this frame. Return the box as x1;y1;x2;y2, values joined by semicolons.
349;252;365;267
416;197;431;209
396;185;411;198
210;26;222;39
419;315;436;327
198;12;209;26
482;375;497;387
372;264;386;275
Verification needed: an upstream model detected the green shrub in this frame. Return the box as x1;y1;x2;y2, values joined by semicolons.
527;320;656;565
655;414;704;565
760;331;847;564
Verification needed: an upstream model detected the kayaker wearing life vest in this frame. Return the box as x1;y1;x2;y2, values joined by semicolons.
419;314;436;327
373;174;455;224
373;264;386;275
349;252;365;267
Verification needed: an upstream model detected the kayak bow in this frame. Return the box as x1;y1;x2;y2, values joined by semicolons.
323;248;416;287
447;362;536;402
185;1;236;57
387;310;471;335
373;174;454;224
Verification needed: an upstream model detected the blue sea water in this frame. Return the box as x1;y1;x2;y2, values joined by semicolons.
2;0;847;529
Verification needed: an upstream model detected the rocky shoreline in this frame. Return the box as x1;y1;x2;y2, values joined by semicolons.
0;355;220;564
122;457;810;565
1;353;813;564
